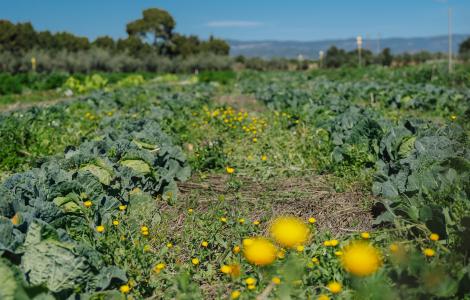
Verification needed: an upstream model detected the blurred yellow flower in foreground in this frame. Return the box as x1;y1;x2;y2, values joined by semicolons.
317;294;330;300
243;238;277;266
327;281;342;294
269;216;310;248
341;242;381;276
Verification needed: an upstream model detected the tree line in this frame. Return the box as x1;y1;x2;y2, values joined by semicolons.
0;8;229;57
322;37;470;68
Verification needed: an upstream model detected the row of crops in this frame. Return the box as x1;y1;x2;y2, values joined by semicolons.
0;81;216;298
240;72;469;251
0;69;469;299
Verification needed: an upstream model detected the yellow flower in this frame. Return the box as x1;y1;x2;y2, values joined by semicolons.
430;233;439;241
389;243;399;253
335;251;343;256
450;115;457;121
323;240;332;246
188;208;194;214
141;226;149;232
327;281;342;294
119;284;130;294
238;218;245;224
311;257;319;264
192;258;200;265
272;277;281;285
220;265;232;274
201;241;209;247
330;239;339;246
154;263;165;273
317;294;330;300
247;284;256;290
231;290;241;299
243;238;253;247
341;242;382;277
141;230;149;236
308;217;316;224
243;238;277;266
167;242;173;248
360;232;370;239
252;137;258;143
84;201;92;208
253;220;260;225
112;220;119;226
261;155;267;161
269;216;310;248
119;205;127;211
233;245;241;254
226;166;235;174
277;249;286;259
220;217;227;223
245;277;256;285
96;225;105;233
296;245;305;252
423;248;435;257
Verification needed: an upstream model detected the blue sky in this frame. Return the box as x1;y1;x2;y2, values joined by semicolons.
1;0;469;41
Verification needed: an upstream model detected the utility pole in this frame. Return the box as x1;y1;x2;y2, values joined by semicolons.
448;7;453;73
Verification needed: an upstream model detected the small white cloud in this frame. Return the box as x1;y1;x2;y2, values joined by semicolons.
206;21;263;28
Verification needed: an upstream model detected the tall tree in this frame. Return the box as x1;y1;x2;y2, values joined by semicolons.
126;8;175;54
200;36;230;55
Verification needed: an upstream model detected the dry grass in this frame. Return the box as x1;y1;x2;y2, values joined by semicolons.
178;173;373;235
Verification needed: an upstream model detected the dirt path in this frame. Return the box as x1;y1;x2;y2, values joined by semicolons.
178;174;372;236
0;96;75;113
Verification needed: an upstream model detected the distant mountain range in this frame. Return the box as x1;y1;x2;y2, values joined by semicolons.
227;34;470;59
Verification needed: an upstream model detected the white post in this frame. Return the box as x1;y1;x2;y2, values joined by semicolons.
356;36;363;67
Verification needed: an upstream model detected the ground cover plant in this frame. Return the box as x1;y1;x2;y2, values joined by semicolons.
0;66;469;299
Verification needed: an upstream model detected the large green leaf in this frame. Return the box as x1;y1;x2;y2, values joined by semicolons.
80;164;113;185
21;239;94;292
120;159;151;175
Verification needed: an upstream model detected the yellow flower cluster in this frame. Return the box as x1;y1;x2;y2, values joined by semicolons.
203;106;267;136
323;239;339;247
141;225;149;236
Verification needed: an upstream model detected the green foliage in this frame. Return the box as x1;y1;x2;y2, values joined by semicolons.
198;71;236;85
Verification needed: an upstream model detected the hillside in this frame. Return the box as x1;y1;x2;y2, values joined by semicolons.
228;34;470;58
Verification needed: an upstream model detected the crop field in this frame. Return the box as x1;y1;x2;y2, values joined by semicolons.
0;66;469;300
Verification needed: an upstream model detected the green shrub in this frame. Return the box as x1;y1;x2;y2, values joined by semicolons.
0;74;22;95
